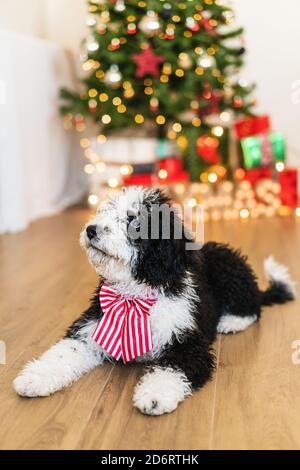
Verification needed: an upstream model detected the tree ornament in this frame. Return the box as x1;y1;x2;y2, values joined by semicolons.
178;52;192;70
197;54;216;69
97;22;107;35
104;65;122;88
150;97;159;112
162;3;172;19
86;35;99;52
114;0;125;12
186;17;200;32
197;83;223;118
133;45;164;78
233;96;243;108
127;23;137;34
139;11;161;37
197;136;221;165
165;25;175;40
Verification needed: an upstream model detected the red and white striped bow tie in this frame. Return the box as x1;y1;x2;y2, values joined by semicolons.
92;283;157;363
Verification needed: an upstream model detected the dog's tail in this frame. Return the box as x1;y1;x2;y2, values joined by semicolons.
260;256;296;306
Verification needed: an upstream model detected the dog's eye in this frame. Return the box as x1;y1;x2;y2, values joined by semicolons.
127;214;140;229
127;214;135;224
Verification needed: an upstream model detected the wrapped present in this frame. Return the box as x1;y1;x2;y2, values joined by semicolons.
131;163;156;175
156;139;180;160
158;172;189;184
157;158;189;184
235;115;270;139
123;174;154;186
196;135;221;164
279;168;298;208
158;158;184;175
241;132;285;169
242;168;272;187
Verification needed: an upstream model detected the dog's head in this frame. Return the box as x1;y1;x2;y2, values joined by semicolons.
81;187;195;292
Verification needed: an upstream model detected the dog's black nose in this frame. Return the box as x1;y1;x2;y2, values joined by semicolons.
86;225;97;240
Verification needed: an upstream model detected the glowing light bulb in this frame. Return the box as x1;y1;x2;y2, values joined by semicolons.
120;165;133;176
240;208;250;220
212;126;224;137
208;173;218;184
276;162;285;173
220;111;231;123
188;198;197;208
158;169;168;180
88;194;99;206
108;178;119;188
84;164;95;175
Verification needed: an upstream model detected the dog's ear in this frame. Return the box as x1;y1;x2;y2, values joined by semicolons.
133;212;194;294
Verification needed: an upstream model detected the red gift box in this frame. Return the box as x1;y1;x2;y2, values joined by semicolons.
158;171;189;185
243;168;272;187
158;158;184;175
279;168;298;208
123;174;154;186
157;158;189;184
235;115;271;139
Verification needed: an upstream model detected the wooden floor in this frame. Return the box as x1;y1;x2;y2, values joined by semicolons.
0;207;300;450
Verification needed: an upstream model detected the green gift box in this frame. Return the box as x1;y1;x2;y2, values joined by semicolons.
241;132;285;169
156;139;180;160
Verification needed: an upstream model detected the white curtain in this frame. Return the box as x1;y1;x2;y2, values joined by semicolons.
0;30;84;233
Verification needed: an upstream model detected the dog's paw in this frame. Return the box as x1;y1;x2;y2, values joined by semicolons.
133;389;179;416
13;360;58;398
133;367;191;416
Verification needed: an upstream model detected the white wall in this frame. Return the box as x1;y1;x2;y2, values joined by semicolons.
235;0;300;166
1;0;300;163
0;0;45;38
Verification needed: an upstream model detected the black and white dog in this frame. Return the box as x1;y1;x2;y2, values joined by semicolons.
14;187;296;415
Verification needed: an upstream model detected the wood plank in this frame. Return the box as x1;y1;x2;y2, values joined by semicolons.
211;218;300;450
77;338;221;451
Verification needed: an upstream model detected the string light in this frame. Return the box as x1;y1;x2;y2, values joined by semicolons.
134;114;144;124
192;117;201;127
220;111;231;122
108;177;119;188
188;198;197;208
276;162;285;173
172;123;182;133
175;68;184;77
117;104;126;113
112;97;122;106
156;115;166;125
80;138;90;149
212;126;224;137
99;93;109;102
84;164;95;175
240;209;250;219
120;165;133;176
158;169;168;179
88;89;98;98
208;173;218;184
102;114;111;124
97;134;107;144
88;194;99;206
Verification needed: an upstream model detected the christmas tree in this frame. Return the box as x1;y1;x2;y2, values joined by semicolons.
60;0;255;182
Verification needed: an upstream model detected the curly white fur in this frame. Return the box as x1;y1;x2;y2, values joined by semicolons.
133;367;192;416
14;323;105;397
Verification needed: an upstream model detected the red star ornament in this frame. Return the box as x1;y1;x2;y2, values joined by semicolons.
133;45;164;78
